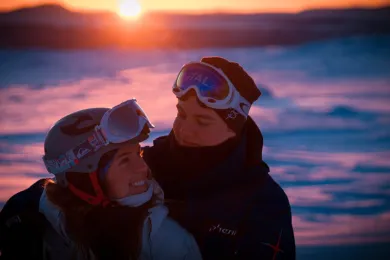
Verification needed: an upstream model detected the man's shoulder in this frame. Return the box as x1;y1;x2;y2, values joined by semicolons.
0;178;50;231
236;169;296;259
1;179;48;214
142;135;168;155
145;135;169;148
0;179;50;259
250;167;291;212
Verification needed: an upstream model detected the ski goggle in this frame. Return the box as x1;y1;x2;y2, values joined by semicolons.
43;99;154;174
172;62;251;117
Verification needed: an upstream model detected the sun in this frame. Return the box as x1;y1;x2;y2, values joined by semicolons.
118;0;142;20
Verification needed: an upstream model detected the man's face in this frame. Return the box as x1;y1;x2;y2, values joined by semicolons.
173;95;236;147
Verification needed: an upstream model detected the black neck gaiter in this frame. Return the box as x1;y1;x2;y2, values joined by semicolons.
162;131;241;180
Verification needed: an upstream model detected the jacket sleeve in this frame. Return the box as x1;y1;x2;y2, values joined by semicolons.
235;180;296;260
0;179;49;260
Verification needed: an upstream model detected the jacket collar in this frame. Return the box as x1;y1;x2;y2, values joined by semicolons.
143;116;269;199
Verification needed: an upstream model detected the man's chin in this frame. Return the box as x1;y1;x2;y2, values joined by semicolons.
180;140;201;147
174;134;201;147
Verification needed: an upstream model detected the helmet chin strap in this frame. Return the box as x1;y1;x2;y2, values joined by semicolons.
67;171;111;207
114;182;154;207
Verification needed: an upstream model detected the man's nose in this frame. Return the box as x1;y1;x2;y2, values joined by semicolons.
180;121;196;139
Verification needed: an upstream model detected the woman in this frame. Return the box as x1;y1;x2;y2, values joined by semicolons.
10;99;202;260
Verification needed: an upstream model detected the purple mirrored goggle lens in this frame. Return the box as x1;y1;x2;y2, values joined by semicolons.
173;64;230;101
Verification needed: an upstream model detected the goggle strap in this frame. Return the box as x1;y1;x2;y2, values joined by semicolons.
67;171;110;207
94;125;109;147
89;171;107;203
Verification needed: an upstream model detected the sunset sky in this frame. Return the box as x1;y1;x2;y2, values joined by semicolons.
0;0;389;13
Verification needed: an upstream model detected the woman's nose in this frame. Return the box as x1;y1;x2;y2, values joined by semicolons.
132;157;149;175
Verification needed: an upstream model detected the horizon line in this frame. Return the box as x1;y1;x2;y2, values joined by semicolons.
0;2;389;15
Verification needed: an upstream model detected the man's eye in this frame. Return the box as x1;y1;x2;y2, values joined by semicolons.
197;120;210;126
177;111;186;118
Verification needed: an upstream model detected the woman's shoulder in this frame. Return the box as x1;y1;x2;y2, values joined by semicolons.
159;216;192;238
147;204;189;239
146;205;197;252
151;216;200;258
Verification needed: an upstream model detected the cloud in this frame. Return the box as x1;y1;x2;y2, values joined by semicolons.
1;50;389;136
0;141;49;204
251;72;390;112
0;162;46;176
272;79;390;99
285;186;333;205
0;175;44;202
293;96;390;113
257;84;274;99
293;212;390;245
268;149;390;168
285;185;385;208
248;106;280;126
271;163;390;191
0;49;181;88
251;102;388;134
274;110;367;131
0;142;43;161
0;66;179;134
267;148;390;217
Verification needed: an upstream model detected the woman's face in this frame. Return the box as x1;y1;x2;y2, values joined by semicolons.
173;95;236;147
104;144;150;200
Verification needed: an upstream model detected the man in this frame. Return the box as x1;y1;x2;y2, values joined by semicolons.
143;56;296;259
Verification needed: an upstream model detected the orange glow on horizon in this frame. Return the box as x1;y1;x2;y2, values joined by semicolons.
117;0;142;19
0;0;389;13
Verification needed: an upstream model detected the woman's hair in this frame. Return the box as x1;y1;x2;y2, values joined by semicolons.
45;153;155;260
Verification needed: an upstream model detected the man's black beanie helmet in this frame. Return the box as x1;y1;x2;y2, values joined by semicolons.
200;56;262;133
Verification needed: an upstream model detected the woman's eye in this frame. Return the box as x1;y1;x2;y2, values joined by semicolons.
119;158;130;166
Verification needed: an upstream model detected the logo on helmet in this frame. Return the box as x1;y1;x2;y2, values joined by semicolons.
76;147;91;159
60;114;97;136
